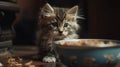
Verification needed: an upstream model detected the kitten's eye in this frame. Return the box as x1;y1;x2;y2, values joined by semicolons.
64;23;69;27
51;23;58;27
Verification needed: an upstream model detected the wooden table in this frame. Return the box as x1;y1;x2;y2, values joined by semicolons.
12;45;67;67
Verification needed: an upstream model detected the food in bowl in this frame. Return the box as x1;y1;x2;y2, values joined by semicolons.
56;39;118;47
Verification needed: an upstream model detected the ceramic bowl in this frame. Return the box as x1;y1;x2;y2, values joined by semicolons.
54;39;120;67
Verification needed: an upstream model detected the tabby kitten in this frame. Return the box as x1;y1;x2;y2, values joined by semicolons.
37;3;80;62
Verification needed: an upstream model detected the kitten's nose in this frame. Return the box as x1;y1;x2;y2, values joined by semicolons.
59;31;63;34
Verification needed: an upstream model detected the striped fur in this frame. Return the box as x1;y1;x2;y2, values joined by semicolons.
36;3;80;61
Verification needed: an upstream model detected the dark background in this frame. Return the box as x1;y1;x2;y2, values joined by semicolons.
0;0;120;41
87;0;120;40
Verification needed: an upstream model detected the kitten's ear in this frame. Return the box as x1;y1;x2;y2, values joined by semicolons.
41;3;54;17
67;6;78;16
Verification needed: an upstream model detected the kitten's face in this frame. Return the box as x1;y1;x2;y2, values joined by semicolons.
39;3;79;39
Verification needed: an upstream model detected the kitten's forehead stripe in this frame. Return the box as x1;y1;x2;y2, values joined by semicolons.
55;8;66;22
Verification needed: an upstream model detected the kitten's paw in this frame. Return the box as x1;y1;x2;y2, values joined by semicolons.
42;53;56;63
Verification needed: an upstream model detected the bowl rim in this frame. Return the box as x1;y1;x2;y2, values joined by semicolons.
53;39;120;49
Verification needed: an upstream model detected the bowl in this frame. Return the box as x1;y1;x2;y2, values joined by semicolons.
53;39;120;67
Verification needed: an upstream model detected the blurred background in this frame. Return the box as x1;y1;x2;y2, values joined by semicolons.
0;0;120;45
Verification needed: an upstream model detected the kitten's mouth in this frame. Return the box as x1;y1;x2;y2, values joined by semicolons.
54;35;66;40
59;33;63;36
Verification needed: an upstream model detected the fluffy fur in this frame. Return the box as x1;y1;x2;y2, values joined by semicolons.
36;3;80;62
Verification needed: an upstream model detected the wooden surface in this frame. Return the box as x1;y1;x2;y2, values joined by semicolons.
12;45;66;67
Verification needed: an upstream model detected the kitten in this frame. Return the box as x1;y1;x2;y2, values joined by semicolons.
36;3;80;63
